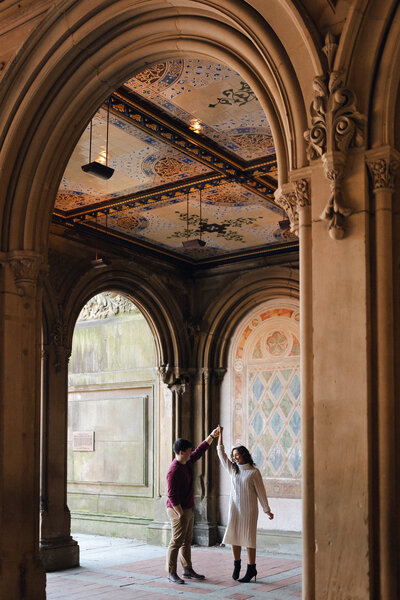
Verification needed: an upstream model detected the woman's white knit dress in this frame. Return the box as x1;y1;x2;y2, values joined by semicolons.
217;444;271;548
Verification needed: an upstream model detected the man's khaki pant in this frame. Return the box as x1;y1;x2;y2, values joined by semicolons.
166;507;194;573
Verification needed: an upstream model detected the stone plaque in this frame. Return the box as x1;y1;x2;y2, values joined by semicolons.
73;431;95;452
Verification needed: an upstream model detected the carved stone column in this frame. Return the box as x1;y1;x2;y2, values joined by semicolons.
366;147;400;600
40;311;79;571
0;251;47;598
192;367;226;546
291;174;314;599
146;365;177;546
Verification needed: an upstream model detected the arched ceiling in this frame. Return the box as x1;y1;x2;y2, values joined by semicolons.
53;57;298;264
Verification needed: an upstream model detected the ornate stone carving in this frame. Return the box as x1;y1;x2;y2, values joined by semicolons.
50;313;70;372
7;252;47;296
304;33;365;239
275;179;310;237
366;157;400;191
293;178;311;209
275;189;299;236
78;291;138;321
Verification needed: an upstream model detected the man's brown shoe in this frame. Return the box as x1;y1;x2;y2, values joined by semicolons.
182;567;205;580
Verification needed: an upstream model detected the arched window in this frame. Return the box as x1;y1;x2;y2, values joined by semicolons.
230;299;301;500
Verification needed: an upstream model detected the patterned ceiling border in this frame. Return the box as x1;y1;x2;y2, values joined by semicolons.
54;214;298;266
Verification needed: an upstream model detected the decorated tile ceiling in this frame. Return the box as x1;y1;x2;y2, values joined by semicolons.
54;58;297;263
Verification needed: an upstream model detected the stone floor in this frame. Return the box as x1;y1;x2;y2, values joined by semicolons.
47;534;302;599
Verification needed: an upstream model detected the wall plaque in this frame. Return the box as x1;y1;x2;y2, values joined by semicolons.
73;431;95;451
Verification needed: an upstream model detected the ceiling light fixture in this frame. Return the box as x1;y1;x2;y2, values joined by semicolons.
81;98;115;180
182;188;206;249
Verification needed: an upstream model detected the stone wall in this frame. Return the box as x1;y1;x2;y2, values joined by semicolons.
67;292;157;539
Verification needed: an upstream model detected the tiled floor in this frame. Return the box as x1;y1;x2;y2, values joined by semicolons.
47;534;302;599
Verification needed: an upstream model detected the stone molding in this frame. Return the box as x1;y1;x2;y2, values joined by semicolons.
3;251;47;296
304;32;365;239
366;147;400;191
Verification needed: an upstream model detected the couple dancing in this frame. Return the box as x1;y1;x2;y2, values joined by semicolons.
166;425;274;585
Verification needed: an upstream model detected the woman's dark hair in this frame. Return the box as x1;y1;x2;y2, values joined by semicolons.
173;438;193;454
231;445;255;473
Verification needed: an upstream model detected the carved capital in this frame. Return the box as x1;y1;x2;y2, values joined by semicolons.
275;187;299;236
156;364;172;384
366;157;400;191
7;251;47;296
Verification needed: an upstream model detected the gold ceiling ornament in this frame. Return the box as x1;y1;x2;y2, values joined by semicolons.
304;32;365;240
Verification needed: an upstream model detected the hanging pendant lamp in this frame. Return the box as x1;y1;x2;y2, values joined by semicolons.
82;98;115;180
182;188;206;249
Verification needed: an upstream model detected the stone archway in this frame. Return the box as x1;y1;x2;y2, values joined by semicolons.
0;4;314;595
6;2;400;599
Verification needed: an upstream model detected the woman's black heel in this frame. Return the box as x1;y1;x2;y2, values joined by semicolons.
238;563;257;583
232;559;241;580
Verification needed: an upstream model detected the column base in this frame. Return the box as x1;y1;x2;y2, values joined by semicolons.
146;521;171;546
40;536;79;572
193;522;218;546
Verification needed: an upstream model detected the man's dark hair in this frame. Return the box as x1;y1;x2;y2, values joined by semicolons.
173;438;193;454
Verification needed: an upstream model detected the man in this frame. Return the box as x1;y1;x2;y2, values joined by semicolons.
166;426;221;584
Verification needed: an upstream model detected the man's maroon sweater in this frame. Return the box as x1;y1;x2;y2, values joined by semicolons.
166;440;210;509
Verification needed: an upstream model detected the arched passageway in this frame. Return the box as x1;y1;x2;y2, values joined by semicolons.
2;2;400;600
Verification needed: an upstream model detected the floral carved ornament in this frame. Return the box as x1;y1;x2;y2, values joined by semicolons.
304;33;365;239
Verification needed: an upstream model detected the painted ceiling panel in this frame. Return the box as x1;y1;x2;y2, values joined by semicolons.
54;57;297;263
58;108;212;212
94;189;292;259
124;58;274;161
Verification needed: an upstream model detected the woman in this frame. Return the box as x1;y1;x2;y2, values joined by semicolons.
217;426;274;583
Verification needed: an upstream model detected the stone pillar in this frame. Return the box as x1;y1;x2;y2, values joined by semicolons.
192;367;225;546
40;313;79;571
0;251;47;599
146;366;176;546
292;175;314;600
311;150;372;599
366;147;400;600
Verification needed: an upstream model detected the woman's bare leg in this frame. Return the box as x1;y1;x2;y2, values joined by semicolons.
232;545;241;560
246;547;256;564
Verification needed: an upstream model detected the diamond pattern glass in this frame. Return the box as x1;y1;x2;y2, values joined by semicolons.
253;445;264;467
251;411;264;436
270;446;284;471
252;376;264;401
270;375;283;400
289;410;301;436
289;374;300;399
289;447;302;473
280;392;293;417
270;412;283;435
